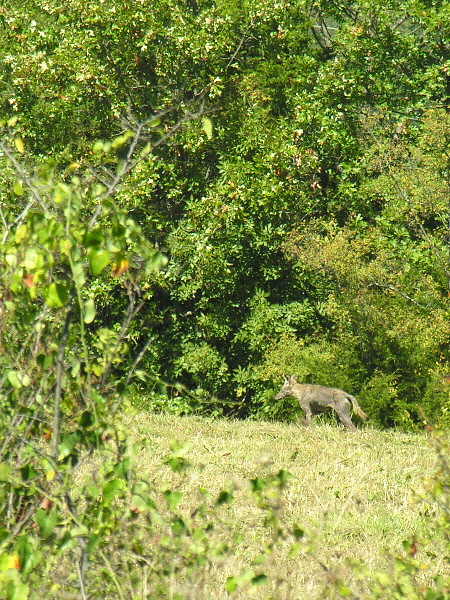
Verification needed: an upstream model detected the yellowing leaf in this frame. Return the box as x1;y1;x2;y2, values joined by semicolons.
202;117;213;139
23;274;36;289
14;137;25;153
112;258;129;277
15;224;28;243
59;239;72;255
24;248;39;270
0;553;21;571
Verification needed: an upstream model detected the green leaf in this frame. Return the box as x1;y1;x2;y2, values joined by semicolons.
71;262;86;287
7;370;22;389
45;283;68;308
251;574;268;586
145;251;168;274
84;228;104;248
216;490;234;505
225;577;238;593
292;524;305;539
88;249;111;275
103;478;126;503
35;508;58;539
53;184;70;204
202;117;213;139
171;517;187;536
0;463;12;481
13;181;24;196
164;490;183;510
8;580;29;600
58;433;79;461
84;298;96;324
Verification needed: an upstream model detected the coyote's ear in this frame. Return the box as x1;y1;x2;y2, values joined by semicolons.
289;375;297;383
283;376;289;385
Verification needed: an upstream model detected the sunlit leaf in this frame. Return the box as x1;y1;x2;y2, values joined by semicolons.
15;224;28;243
24;248;39;270
0;463;12;482
58;433;79;461
45;282;69;308
13;181;24;195
89;249;111;275
202;117;213;139
7;370;22;389
35;508;58;539
103;478;126;502
14;137;25;153
84;298;96;324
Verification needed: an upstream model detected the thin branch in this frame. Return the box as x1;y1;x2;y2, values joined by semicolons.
0;141;49;212
100;282;146;387
52;310;71;459
99;550;127;600
125;337;153;386
224;31;249;72
89;102;207;227
370;280;431;311
78;537;89;600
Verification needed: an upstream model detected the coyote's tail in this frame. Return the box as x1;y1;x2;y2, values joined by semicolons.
347;395;368;420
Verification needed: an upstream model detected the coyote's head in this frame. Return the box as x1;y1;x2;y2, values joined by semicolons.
275;375;298;400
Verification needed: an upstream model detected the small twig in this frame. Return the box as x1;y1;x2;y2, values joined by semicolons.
6;501;40;541
0;141;49;212
370;280;430;311
89;102;209;227
99;550;127;600
100;282;146;387
125;337;153;386
52;310;72;459
78;537;89;600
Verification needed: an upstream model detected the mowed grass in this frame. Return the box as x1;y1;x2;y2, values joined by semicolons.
111;412;447;599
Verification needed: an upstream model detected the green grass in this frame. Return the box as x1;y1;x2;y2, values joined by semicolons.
88;412;446;599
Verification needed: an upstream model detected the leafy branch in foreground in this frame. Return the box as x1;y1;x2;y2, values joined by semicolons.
0;106;207;598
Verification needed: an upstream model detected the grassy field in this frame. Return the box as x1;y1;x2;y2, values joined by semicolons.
89;412;447;599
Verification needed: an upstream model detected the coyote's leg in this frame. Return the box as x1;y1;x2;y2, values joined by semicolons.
335;399;356;431
299;401;313;426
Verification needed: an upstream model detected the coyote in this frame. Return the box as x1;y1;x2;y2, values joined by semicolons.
275;375;367;430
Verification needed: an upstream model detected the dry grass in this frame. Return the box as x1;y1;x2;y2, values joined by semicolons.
115;412;446;599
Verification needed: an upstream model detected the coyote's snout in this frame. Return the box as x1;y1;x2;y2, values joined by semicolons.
275;376;367;430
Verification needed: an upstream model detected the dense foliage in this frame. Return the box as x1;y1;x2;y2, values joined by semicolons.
1;0;449;430
0;1;449;597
